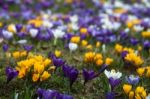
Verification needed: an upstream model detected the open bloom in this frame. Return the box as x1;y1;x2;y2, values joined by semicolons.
126;75;139;85
2;30;13;39
29;28;39;38
52;29;65;39
104;69;122;90
5;66;18;83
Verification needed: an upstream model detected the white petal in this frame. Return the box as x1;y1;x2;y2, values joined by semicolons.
68;43;78;52
29;29;38;38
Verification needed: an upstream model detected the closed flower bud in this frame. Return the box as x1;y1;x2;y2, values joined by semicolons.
123;84;132;94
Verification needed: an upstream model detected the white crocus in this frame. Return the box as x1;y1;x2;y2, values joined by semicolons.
2;30;13;39
52;29;65;39
17;39;27;44
43;20;53;28
70;15;78;23
29;28;38;38
133;25;144;32
68;42;78;52
104;69;122;80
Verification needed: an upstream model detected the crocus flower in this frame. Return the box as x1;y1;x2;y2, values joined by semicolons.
52;57;65;68
143;41;150;50
17;39;27;44
121;51;128;59
2;30;13;39
42;90;58;99
126;75;139;85
2;44;9;52
82;69;97;85
23;45;33;52
52;29;65;39
106;92;115;99
5;66;18;83
37;88;73;99
29;28;39;38
15;24;22;32
52;29;65;45
68;42;78;52
62;64;78;87
130;38;139;46
104;69;122;90
108;77;121;90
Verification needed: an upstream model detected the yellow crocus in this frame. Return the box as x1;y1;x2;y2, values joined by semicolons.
146;68;150;77
96;59;103;66
20;51;27;57
84;52;95;63
115;44;123;53
86;44;93;50
7;24;16;33
94;53;103;61
55;50;62;57
142;31;150;38
32;74;40;82
129;91;134;99
80;28;88;34
34;63;44;74
0;22;3;27
123;84;132;94
136;68;145;76
70;36;80;43
12;51;20;59
105;58;113;65
81;40;88;47
44;59;52;67
96;41;101;48
49;66;56;73
18;69;26;78
40;71;50;81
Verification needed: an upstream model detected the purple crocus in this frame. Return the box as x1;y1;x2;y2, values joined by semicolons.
108;78;121;91
52;57;65;68
5;66;18;83
126;75;139;85
106;92;115;99
2;44;9;52
23;45;33;52
43;90;58;99
130;38;139;46
121;51;128;59
56;93;73;99
82;69;97;85
15;24;22;32
37;88;73;99
62;64;78;87
143;41;150;50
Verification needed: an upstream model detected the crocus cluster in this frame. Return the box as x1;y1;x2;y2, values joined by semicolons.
84;51;113;67
15;53;55;82
136;66;150;77
123;85;147;99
